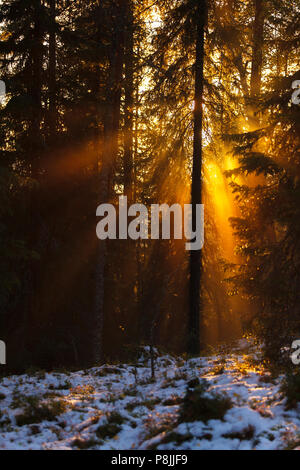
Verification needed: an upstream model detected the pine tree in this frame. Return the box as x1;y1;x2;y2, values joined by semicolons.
225;69;300;362
188;0;207;354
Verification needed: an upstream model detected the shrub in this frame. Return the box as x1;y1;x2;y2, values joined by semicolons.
49;380;72;391
126;398;161;412
96;422;121;439
16;396;67;426
179;378;232;424
211;364;225;376
281;371;300;410
96;411;125;440
24;368;47;380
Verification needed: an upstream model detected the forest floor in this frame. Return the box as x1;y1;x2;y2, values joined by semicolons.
0;340;299;450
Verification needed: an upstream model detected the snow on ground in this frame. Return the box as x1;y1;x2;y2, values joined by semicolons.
0;340;299;450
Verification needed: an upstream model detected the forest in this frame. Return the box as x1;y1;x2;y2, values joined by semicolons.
0;0;300;452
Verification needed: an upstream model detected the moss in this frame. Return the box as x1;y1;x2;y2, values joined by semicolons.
72;438;99;449
125;401;140;412
96;366;122;377
70;385;95;396
123;387;138;397
162;431;193;445
109;411;125;425
173;371;188;381
30;424;41;435
43;392;61;399
162;396;183;406
222;425;255;441
283;436;300;450
258;374;276;385
11;392;24;409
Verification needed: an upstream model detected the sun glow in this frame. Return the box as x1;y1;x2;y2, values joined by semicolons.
203;155;244;342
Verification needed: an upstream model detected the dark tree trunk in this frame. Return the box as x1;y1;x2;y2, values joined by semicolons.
48;0;57;141
31;0;43;170
250;0;265;98
188;0;207;355
94;0;125;363
124;0;134;203
26;0;44;352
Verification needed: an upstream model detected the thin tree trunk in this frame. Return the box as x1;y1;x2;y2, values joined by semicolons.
94;1;125;363
31;0;43;166
26;0;44;354
188;0;207;355
250;0;265;99
247;0;265;127
48;0;57;141
124;0;134;203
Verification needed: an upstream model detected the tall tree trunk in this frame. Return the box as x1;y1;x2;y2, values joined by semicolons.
124;0;134;203
48;0;57;141
247;0;265;128
94;0;125;363
250;0;265;99
123;0;137;343
188;0;207;355
27;0;44;350
31;0;43;168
